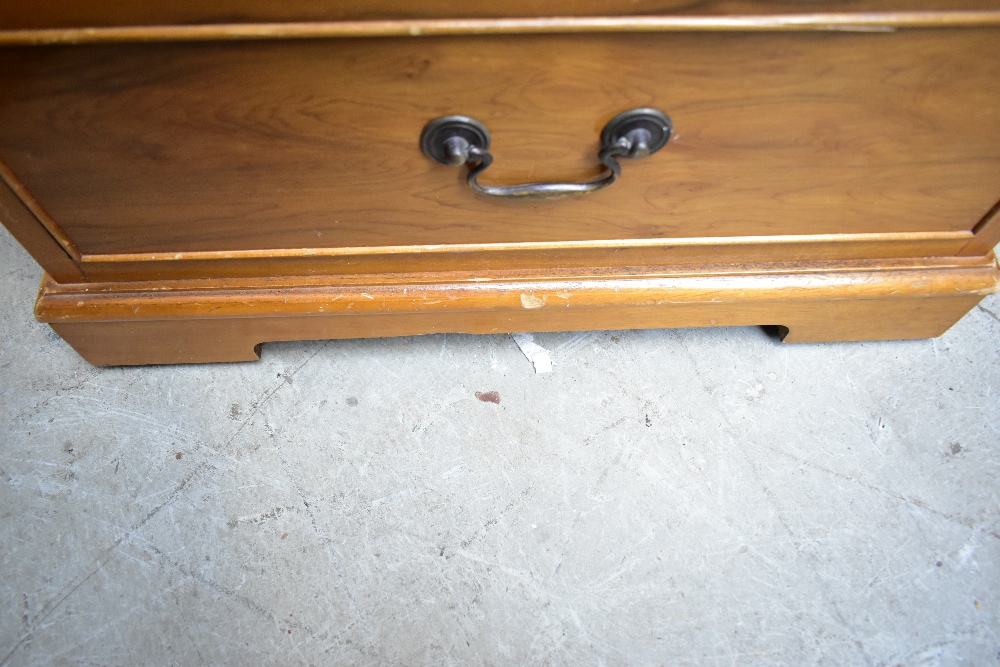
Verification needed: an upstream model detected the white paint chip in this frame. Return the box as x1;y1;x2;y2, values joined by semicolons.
520;293;546;309
512;333;553;374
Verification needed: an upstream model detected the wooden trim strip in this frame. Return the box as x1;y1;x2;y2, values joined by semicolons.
2;12;1000;46
78;231;972;264
35;255;1000;323
42;256;1000;294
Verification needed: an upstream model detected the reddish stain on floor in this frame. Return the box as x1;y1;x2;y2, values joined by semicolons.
475;391;501;404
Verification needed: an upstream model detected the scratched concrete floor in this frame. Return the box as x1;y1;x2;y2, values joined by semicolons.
1;228;999;667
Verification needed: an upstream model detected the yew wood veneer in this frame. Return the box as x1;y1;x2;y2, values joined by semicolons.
0;1;998;365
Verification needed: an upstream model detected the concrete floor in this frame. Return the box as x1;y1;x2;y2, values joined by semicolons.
1;227;999;667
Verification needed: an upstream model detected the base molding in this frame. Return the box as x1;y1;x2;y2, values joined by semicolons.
35;256;999;365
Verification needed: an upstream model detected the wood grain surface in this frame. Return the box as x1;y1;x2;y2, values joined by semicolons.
1;30;998;265
3;0;1000;30
35;254;1000;365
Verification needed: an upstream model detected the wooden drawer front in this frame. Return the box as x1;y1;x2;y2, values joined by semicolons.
0;30;998;259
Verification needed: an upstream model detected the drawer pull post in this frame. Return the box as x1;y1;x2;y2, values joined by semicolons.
420;108;672;199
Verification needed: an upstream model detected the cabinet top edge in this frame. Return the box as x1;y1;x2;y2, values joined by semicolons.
2;11;1000;46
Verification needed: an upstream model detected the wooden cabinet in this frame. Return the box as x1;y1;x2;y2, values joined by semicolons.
1;2;998;365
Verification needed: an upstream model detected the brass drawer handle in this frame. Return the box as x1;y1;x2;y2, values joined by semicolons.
420;108;673;199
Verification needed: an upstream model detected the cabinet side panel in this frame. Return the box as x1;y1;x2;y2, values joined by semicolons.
960;199;1000;256
0;162;84;282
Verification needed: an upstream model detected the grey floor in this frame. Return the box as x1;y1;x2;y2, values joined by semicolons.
1;227;999;667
